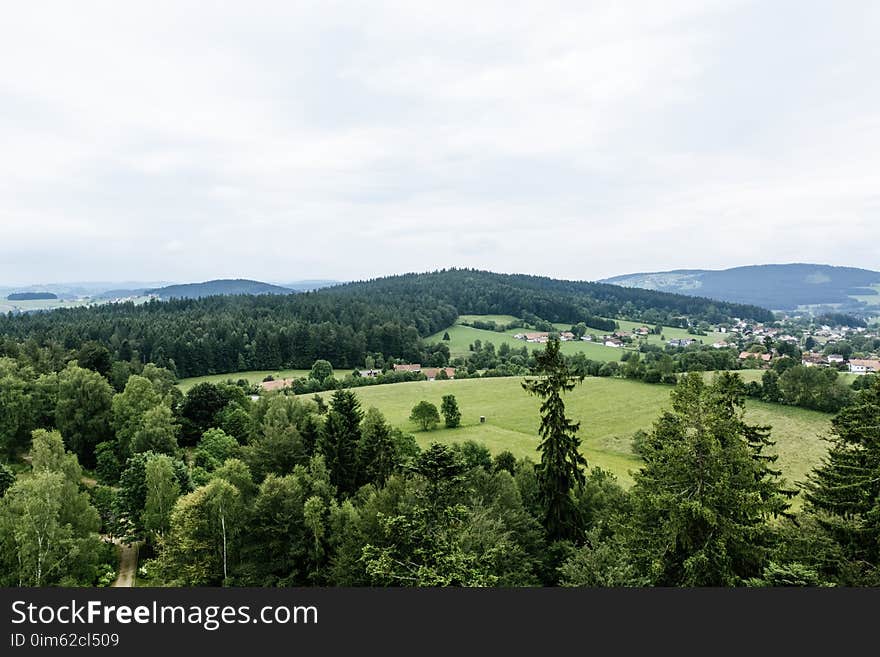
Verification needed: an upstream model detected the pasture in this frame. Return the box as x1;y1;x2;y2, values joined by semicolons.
427;314;717;360
178;369;342;392
314;375;832;499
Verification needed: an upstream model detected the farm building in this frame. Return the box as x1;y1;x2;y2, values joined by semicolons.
421;367;456;380
393;363;422;373
848;359;880;375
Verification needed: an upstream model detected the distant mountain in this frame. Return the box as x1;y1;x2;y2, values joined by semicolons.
602;264;880;316
147;279;295;300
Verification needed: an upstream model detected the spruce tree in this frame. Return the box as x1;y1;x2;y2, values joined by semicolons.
521;335;587;541
627;372;794;586
319;389;363;495
804;378;880;584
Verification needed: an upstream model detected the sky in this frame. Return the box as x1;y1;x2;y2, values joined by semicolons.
1;1;878;286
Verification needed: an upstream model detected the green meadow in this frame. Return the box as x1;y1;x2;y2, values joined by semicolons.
312;376;832;500
178;369;338;392
427;314;721;360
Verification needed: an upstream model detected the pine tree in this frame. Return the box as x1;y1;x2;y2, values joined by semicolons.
804;378;880;584
319;389;363;495
357;407;397;486
521;335;587;541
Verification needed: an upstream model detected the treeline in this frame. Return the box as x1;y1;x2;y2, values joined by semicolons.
0;269;773;380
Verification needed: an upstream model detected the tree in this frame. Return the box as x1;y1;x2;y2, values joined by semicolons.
803;378;880;584
159;479;243;586
521;335;587;542
75;341;112;377
111;375;162;458
194;428;240;472
319;389;363;495
0;463;14;498
0;358;34;457
627;372;794;586
442;332;451;341
309;360;334;382
55;363;113;467
143;454;180;542
441;394;461;428
179;382;232;446
410;401;440;431
114;451;191;540
131;404;179;455
357;407;397;487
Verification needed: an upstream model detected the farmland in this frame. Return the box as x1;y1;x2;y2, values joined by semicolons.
311;375;832;497
177;369;347;392
427;314;702;361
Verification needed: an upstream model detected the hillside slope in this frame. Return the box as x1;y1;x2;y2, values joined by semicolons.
602;263;880;315
148;279;294;299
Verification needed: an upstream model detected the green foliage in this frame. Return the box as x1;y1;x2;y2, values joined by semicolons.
441;394;461;428
55;362;114;468
410;401;440;431
310;360;334;381
522;336;587;542
194;429;240;472
803;378;880;585
94;441;121;485
0;463;14;498
626;373;794;586
131;404;179;455
357;407;397;487
111;374;162;458
319;390;363;495
143;454;180;542
0;431;102;586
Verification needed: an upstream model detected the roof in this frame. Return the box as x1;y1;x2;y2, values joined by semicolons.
392;363;422;372
260;378;295;391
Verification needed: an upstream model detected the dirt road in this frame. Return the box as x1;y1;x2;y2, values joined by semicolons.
112;541;139;587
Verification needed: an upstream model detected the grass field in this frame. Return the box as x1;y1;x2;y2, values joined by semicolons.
178;369;338;392
311;376;832;500
428;314;720;360
850;284;880;308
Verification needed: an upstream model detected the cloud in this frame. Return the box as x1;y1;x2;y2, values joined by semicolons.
0;0;878;284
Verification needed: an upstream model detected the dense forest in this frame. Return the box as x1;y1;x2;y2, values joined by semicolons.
0;269;773;379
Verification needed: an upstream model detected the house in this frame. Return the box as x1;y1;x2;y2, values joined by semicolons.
604;338;624;348
393;363;422;373
738;351;760;361
633;326;650;336
421;367;456;381
559;331;576;341
827;354;845;364
801;353;827;367
581;335;593;342
523;332;550;343
848;359;880;375
712;341;730;349
667;338;696;348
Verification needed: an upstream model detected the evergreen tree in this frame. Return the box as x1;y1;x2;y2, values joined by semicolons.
804;378;880;584
521;335;587;541
627;372;794;586
318;389;363;495
357;407;397;487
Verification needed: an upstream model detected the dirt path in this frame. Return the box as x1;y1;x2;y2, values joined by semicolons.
111;541;139;587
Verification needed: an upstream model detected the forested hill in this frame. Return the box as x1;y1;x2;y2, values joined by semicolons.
148;279;294;299
0;269;772;378
602;263;880;314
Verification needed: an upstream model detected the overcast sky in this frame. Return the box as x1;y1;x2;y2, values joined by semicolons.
1;1;878;286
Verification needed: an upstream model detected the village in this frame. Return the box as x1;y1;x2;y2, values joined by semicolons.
512;316;880;375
